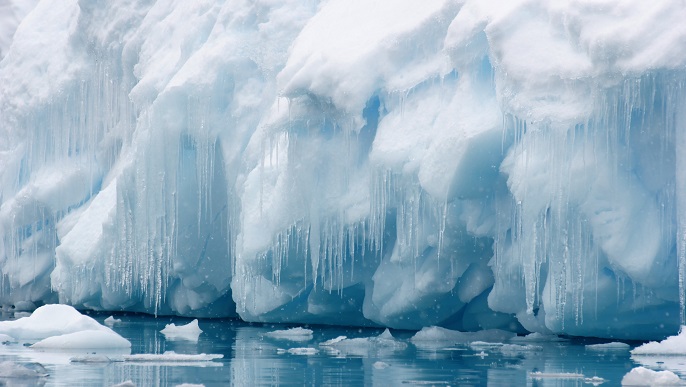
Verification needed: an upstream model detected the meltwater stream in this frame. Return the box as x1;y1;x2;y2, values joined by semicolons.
0;312;657;386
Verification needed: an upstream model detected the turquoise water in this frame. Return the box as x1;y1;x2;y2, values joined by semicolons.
0;312;663;386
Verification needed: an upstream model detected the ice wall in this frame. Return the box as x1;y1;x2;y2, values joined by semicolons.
0;0;685;339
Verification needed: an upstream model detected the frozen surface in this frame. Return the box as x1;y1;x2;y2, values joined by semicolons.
0;0;685;340
160;319;202;342
621;367;682;386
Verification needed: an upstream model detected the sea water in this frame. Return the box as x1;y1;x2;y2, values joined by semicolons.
0;312;659;386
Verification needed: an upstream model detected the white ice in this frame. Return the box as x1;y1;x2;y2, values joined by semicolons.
632;326;686;355
0;0;685;340
0;304;130;349
123;351;222;362
264;327;313;342
160;319;202;342
621;367;682;386
104;316;122;326
586;342;630;352
0;361;48;378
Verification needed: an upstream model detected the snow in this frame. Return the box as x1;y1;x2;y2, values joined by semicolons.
621;367;682;386
632;327;686;355
264;327;313;342
160;319;203;342
0;0;685;340
0;305;130;349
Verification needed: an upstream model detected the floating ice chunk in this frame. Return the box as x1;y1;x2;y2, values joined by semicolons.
631;327;686;355
510;333;567;343
497;344;542;355
264;327;313;342
621;367;681;385
0;361;48;378
104;316;122;326
123;351;223;362
70;355;114;363
378;329;394;340
321;330;407;357
530;372;584;379
161;319;202;342
586;342;631;351
110;381;136;387
0;304;128;349
0;334;14;343
411;327;515;346
287;348;318;355
584;376;607;385
319;336;346;346
373;361;390;369
469;341;504;350
31;329;131;349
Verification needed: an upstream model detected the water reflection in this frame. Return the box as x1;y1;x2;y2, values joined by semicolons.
0;313;662;386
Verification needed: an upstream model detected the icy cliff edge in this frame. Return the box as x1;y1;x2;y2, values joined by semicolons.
0;0;685;339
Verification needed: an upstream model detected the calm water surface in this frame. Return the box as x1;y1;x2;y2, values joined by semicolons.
0;312;672;386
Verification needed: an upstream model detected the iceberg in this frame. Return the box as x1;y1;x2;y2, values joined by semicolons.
160;319;203;342
0;0;685;340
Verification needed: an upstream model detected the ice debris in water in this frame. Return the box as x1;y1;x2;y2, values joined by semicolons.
32;329;131;349
0;361;48;378
621;367;681;386
529;372;584;379
0;304;130;349
104;316;122;326
586;342;630;351
123;352;222;362
319;329;407;357
373;361;390;369
264;327;314;342
161;319;202;342
286;348;318;356
319;336;347;346
510;333;567;343
411;326;515;349
631;326;686;355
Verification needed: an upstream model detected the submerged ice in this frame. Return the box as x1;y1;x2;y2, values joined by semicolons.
0;0;685;340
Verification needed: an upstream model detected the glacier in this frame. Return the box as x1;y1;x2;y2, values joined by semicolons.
0;0;685;340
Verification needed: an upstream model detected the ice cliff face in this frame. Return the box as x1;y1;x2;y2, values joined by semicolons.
0;0;685;340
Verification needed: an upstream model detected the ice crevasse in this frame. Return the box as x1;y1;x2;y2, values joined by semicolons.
0;0;685;340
